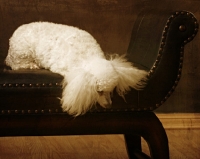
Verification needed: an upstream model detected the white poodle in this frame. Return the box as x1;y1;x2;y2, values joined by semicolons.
5;22;148;116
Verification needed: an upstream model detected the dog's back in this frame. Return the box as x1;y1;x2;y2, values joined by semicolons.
5;22;105;75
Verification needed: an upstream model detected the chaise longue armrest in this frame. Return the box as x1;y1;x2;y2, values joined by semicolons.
127;9;198;111
0;10;198;115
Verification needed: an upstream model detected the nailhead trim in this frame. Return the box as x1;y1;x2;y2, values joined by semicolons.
0;109;62;115
1;107;156;115
0;83;62;88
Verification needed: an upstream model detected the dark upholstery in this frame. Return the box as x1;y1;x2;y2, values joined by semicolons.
0;1;198;158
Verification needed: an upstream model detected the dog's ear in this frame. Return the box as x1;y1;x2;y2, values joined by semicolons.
61;70;98;116
110;55;148;96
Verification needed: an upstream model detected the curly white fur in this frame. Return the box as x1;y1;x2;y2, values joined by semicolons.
5;22;148;116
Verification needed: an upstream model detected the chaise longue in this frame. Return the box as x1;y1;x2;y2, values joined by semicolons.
0;1;198;159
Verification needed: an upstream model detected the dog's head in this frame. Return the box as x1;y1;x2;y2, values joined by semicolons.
61;56;147;116
96;76;118;108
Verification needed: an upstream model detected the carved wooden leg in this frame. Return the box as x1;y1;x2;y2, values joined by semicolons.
124;134;150;159
124;134;141;158
124;112;169;159
124;134;151;159
141;114;169;159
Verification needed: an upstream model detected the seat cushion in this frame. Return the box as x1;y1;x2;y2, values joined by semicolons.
0;69;139;114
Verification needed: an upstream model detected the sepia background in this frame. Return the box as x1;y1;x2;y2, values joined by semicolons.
0;0;199;159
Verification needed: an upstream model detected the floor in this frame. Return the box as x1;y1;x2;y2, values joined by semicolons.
0;129;199;159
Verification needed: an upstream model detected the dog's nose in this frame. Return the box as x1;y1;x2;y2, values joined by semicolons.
103;103;112;108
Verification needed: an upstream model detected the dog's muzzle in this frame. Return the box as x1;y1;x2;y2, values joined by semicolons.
97;91;112;109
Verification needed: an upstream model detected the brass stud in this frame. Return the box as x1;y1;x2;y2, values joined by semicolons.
147;73;151;78
8;84;12;87
150;70;154;74
21;110;25;114
41;110;44;113
179;25;186;32
172;86;176;90
163;30;166;34
28;110;31;113
155;60;159;64
161;36;165;40
35;110;38;113
3;84;6;87
36;83;40;87
56;83;61;87
1;110;5;114
15;84;19;87
175;81;179;85
15;110;18;113
7;110;11;114
49;109;52;113
29;84;32;87
168;91;172;96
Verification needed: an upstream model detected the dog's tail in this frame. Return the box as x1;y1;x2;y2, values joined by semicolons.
110;55;148;96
